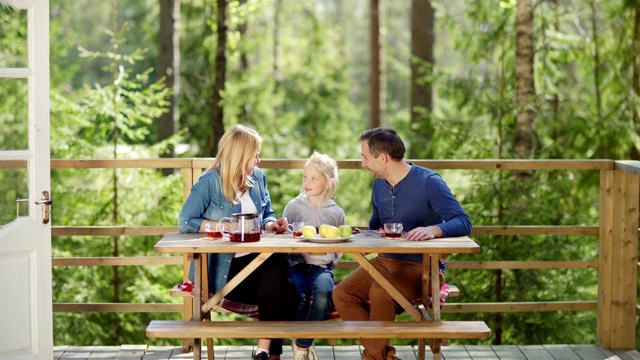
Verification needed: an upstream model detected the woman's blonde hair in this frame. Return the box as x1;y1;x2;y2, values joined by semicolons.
302;151;339;201
207;124;262;203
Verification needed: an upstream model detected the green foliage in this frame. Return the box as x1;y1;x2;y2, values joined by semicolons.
48;6;185;345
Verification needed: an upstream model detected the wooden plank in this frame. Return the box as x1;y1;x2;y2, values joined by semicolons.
154;233;480;255
183;166;194;204
53;303;181;313
220;345;253;359
53;256;182;266
464;345;497;359
51;158;193;169
470;226;599;236
88;346;120;358
440;345;471;359
620;172;638;347
146;320;491;339
0;68;33;78
446;260;597;270
116;345;147;360
615;160;640;176
395;345;417;360
50;225;601;238
443;301;596;313
332;345;363;360
491;345;526;359
609;171;638;348
612;349;640;360
517;345;554;360
52;226;177;236
598;169;614;347
53;346;68;360
59;346;94;359
570;345;615;360
143;346;176;360
542;345;582;360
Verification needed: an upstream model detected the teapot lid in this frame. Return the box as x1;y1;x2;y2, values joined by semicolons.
231;212;258;219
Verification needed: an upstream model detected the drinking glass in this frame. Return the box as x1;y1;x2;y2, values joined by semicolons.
287;222;305;237
383;223;403;239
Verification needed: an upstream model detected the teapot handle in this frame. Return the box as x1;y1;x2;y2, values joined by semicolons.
218;217;232;236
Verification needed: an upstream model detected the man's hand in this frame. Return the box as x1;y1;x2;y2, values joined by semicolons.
405;225;442;241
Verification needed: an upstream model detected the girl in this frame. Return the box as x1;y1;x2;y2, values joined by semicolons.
282;151;346;360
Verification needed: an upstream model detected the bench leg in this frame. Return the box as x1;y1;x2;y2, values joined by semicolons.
418;339;426;360
205;337;214;360
194;338;202;360
430;339;442;360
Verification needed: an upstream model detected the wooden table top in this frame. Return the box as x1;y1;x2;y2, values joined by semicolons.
154;232;480;255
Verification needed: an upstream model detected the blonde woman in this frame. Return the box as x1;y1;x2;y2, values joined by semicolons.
282;151;346;360
178;124;297;360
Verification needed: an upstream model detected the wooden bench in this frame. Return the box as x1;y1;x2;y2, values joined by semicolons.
148;319;490;339
147;319;490;359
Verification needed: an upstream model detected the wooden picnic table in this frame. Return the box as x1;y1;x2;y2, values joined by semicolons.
147;232;489;360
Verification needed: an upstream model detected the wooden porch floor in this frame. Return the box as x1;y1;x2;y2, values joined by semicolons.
53;345;640;360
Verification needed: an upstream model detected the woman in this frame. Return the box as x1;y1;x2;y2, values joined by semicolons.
178;124;297;360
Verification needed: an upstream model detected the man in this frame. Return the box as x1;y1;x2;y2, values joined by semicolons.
332;128;472;360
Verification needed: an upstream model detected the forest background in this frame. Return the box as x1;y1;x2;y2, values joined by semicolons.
1;0;639;348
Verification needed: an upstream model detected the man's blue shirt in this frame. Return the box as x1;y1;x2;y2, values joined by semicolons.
370;164;472;268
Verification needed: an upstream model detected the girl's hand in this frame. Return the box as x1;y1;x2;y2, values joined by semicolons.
268;217;289;233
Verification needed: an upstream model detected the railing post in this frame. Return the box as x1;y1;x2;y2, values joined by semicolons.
598;164;638;349
179;163;197;352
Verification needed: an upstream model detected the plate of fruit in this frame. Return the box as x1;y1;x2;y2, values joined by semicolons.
302;224;353;243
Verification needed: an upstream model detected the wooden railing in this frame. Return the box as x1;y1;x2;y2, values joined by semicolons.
2;158;638;349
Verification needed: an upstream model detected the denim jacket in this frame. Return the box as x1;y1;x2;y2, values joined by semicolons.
177;166;277;293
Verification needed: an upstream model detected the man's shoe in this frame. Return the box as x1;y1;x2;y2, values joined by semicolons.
252;351;270;360
385;346;400;360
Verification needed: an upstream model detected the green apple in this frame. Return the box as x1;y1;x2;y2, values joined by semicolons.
302;225;317;238
339;224;352;238
318;224;329;238
323;225;340;238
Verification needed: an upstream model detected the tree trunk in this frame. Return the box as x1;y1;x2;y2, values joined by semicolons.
158;0;180;175
590;0;607;158
632;4;640;160
237;0;250;122
370;0;385;129
514;0;536;163
273;0;283;85
210;0;228;156
410;0;434;158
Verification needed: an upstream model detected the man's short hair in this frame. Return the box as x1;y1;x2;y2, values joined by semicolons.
359;128;405;161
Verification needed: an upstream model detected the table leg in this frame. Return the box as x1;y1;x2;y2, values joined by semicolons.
193;252;202;360
431;255;441;321
418;256;431;360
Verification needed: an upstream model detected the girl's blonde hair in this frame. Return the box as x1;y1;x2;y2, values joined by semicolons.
207;124;262;203
302;151;339;201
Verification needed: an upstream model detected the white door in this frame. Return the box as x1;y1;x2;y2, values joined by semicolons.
0;0;53;358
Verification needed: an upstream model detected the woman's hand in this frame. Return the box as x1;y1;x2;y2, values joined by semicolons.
267;217;289;233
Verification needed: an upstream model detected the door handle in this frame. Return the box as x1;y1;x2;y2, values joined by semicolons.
34;191;52;224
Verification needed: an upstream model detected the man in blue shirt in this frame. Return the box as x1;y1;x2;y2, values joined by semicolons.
333;128;472;360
